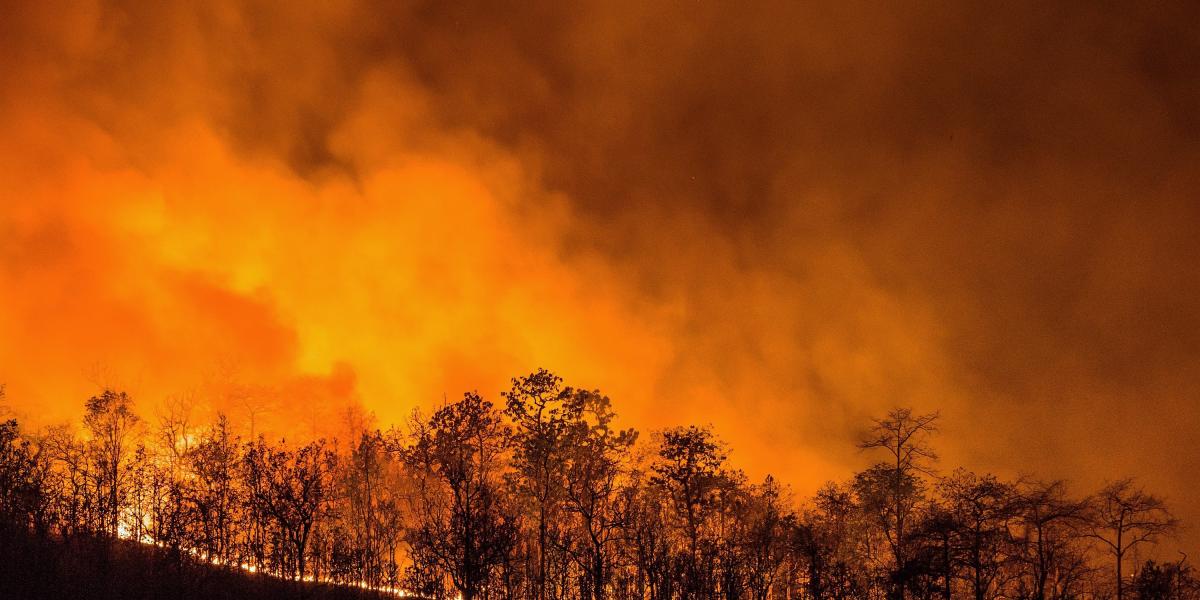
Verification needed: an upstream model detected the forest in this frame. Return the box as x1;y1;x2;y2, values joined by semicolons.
0;370;1191;600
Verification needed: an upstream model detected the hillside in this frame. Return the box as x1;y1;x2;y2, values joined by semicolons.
0;530;405;600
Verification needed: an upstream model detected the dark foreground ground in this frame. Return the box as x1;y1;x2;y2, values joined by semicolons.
0;530;402;600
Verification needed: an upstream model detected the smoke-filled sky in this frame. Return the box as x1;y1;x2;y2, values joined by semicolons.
2;0;1198;554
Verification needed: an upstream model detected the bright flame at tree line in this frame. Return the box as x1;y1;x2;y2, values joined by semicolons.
114;522;423;598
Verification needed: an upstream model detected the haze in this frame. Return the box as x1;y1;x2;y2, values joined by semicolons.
1;0;1197;555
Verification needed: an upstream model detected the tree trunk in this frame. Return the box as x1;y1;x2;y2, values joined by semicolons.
1116;525;1125;600
540;504;548;600
943;537;952;600
1035;536;1047;600
592;552;606;600
1115;552;1124;600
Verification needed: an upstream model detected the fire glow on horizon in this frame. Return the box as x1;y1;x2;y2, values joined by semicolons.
2;0;1199;556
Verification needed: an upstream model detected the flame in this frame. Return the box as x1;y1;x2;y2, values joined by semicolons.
115;518;412;597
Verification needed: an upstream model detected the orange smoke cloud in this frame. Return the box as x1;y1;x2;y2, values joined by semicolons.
2;0;1199;557
0;76;672;444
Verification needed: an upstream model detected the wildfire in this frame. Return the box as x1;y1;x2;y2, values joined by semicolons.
114;522;415;598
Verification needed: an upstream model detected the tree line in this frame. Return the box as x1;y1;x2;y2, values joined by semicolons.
0;373;1192;600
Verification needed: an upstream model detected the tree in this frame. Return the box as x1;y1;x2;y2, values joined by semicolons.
1133;558;1199;600
559;388;638;600
157;392;199;483
1012;480;1090;600
652;425;729;599
402;392;518;600
83;389;141;538
186;414;242;565
341;429;402;587
800;482;868;600
504;369;574;600
1086;479;1179;600
243;438;337;580
857;408;939;600
737;475;797;600
938;470;1019;600
3;373;1199;600
0;419;49;536
41;424;96;537
620;465;674;600
913;498;959;600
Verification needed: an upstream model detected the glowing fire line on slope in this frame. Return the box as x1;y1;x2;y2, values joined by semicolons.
115;520;449;599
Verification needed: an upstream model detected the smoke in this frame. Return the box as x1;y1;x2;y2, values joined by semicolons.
2;0;1198;553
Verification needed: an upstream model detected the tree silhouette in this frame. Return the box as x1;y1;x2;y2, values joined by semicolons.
83;389;141;538
1086;478;1180;600
402;392;518;600
937;469;1019;600
505;369;573;600
1012;480;1091;600
0;379;1189;600
560;388;638;600
857;408;940;600
243;437;337;580
652;424;730;599
186;414;242;565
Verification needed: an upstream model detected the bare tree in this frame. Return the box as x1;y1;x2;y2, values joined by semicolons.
857;408;940;600
158;391;198;478
1086;479;1179;600
938;469;1020;600
1013;480;1090;600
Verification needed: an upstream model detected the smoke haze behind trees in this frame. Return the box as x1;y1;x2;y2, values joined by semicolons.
2;0;1199;557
